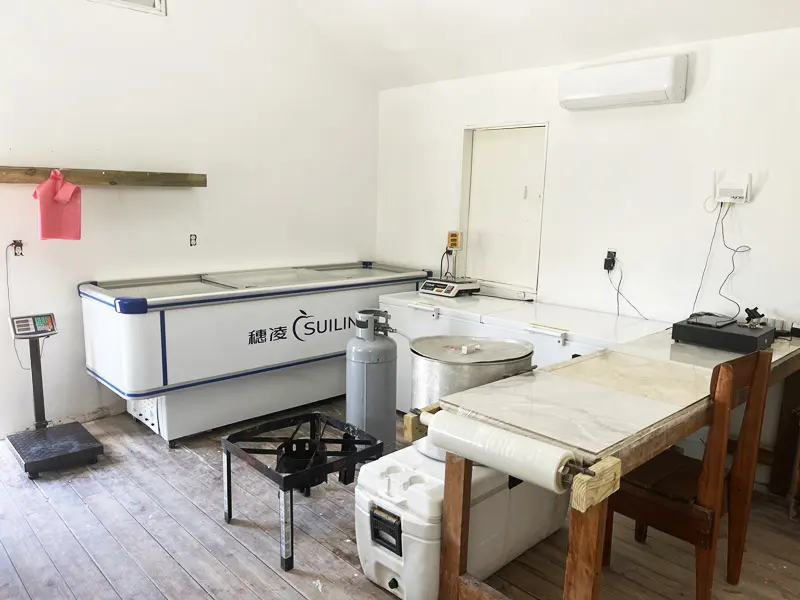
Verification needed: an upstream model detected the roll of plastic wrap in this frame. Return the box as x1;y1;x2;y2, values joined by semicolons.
428;411;574;494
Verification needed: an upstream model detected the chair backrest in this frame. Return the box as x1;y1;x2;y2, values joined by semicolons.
699;350;772;504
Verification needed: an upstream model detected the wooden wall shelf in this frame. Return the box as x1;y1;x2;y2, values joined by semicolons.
0;167;207;188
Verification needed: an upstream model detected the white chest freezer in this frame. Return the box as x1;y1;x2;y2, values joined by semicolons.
79;262;427;444
379;291;669;411
355;446;568;600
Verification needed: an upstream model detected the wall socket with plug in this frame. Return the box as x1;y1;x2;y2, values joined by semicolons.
603;249;617;271
11;240;23;257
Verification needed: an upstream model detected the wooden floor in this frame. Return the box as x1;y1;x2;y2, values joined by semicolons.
1;397;800;600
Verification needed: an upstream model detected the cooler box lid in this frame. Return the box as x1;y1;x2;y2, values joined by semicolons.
357;446;509;522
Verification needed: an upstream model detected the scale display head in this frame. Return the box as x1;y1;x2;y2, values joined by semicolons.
9;314;57;340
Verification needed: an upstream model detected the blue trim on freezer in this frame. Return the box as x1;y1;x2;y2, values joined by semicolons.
115;297;148;314
86;352;346;399
79;275;425;313
159;312;168;386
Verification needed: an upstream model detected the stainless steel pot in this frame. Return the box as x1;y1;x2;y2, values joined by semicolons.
410;335;534;408
410;335;534;461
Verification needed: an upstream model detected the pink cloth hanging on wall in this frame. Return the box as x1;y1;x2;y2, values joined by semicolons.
33;170;82;240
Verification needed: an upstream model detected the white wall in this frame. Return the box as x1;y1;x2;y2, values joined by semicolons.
0;0;378;436
376;27;800;326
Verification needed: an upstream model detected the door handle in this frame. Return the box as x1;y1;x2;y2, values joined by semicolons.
408;303;440;319
524;325;568;346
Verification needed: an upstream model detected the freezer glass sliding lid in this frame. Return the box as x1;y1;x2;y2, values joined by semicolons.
83;263;428;305
205;266;403;289
101;279;233;299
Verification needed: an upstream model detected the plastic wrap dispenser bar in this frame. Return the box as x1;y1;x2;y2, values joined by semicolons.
417;410;594;489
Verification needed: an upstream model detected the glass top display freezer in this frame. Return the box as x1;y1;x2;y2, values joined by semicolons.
78;262;428;444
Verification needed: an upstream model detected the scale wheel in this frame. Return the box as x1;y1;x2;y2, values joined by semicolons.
28;472;39;480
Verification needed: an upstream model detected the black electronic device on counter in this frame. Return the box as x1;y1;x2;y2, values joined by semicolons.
672;315;775;353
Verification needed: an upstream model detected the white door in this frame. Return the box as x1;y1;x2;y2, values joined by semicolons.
465;126;547;290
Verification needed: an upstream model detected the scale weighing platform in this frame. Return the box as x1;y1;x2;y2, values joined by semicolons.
7;313;103;479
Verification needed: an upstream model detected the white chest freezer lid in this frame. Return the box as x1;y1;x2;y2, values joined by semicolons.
357;446;509;523
481;302;669;347
410;336;533;365
379;291;526;323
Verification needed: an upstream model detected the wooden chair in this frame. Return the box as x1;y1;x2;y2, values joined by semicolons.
602;349;772;600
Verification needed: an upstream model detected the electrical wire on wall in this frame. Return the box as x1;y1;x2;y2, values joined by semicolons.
5;243;29;371
690;202;751;319
439;248;454;279
606;260;648;320
717;204;751;318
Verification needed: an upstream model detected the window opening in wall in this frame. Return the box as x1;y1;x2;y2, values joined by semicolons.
88;0;167;16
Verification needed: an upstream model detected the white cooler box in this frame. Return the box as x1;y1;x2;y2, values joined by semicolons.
355;446;568;600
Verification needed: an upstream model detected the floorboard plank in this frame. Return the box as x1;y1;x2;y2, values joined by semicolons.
0;479;75;600
47;460;211;600
88;417;390;600
495;561;562;600
30;470;167;600
0;444;120;600
484;574;539;600
57;458;262;600
0;538;31;600
612;515;800;599
82;452;298;600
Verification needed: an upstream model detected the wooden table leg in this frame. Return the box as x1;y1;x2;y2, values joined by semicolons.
440;453;473;600
769;372;800;496
563;500;609;600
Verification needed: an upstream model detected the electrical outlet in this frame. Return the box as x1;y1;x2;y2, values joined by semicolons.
189;234;197;247
603;249;617;271
11;240;23;257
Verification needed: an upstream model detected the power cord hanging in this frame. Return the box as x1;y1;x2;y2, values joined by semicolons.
606;261;648;320
717;203;751;319
690;203;751;320
5;244;29;371
439;247;453;279
690;205;724;316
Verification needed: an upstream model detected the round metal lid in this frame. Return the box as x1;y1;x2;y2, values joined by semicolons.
410;335;533;365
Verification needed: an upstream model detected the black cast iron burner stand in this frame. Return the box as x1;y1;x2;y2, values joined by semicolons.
221;411;382;571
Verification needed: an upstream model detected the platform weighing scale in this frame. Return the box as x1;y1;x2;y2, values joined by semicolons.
6;313;103;479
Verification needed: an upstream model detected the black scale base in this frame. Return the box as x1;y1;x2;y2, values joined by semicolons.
7;422;104;479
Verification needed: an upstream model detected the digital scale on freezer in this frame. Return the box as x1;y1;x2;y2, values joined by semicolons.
6;313;103;479
419;277;480;298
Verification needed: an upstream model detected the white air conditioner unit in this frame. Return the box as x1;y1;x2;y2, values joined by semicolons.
559;55;688;111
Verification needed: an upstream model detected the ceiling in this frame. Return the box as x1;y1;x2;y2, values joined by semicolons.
292;0;800;89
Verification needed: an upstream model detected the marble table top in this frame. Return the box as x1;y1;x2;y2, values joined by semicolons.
439;329;800;461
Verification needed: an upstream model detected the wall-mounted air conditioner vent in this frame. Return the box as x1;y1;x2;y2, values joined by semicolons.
559;55;688;111
88;0;167;16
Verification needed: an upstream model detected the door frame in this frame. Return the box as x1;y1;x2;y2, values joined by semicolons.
458;122;551;297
